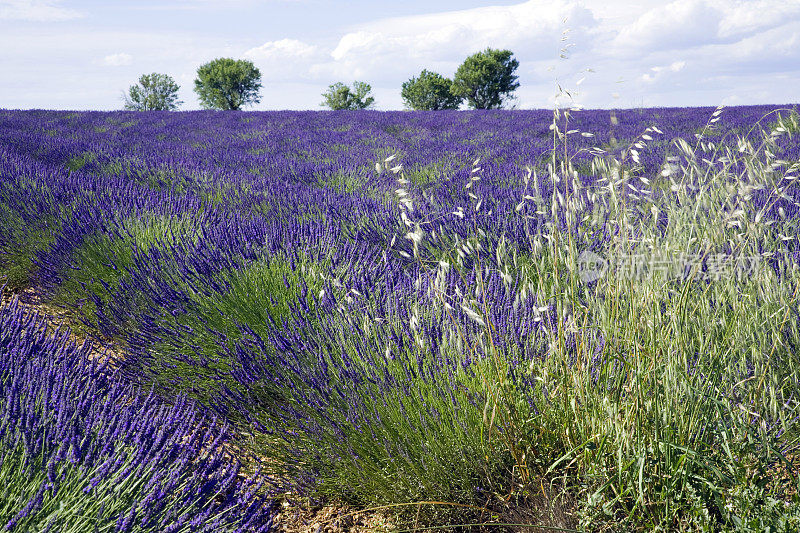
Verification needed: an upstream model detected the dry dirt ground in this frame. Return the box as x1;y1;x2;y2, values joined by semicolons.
274;498;397;532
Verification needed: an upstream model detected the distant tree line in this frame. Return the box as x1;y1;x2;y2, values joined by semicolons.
403;49;519;110
122;48;519;111
123;73;183;111
321;81;375;110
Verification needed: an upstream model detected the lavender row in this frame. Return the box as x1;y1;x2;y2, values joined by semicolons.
0;296;276;532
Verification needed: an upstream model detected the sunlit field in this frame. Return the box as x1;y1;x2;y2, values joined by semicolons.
1;105;799;531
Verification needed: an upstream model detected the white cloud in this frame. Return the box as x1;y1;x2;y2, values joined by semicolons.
244;38;325;81
610;0;723;54
724;23;800;66
641;60;686;83
609;0;800;55
0;0;81;21
102;53;133;66
717;0;800;39
318;0;596;81
245;38;318;61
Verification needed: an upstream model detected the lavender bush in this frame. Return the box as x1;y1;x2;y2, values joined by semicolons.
0;296;276;532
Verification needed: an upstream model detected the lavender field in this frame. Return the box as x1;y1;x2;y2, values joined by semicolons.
1;105;799;531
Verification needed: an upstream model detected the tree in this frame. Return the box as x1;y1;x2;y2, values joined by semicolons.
401;70;462;110
194;58;262;110
451;48;520;110
321;81;375;110
123;73;182;111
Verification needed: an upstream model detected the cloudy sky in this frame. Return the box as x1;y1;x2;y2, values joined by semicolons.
1;0;798;110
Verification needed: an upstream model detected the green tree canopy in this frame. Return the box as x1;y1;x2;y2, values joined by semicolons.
194;58;262;110
451;48;520;109
123;73;182;111
321;81;375;110
401;70;462;110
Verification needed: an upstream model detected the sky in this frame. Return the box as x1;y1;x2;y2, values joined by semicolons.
1;0;798;111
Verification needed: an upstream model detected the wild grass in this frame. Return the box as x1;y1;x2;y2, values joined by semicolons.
409;107;800;530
